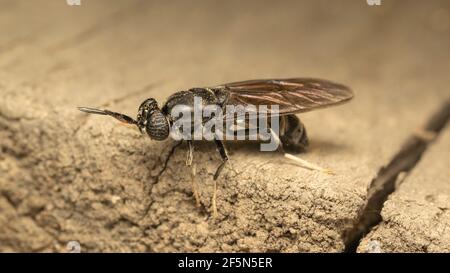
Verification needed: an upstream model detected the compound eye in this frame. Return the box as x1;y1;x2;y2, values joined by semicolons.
147;111;170;141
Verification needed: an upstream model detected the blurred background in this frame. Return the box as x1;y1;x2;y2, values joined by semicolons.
1;0;448;104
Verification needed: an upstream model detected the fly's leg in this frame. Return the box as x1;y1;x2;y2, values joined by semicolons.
269;127;334;175
158;140;183;177
280;115;309;153
190;163;200;207
186;140;200;207
213;139;229;180
212;139;229;218
186;140;194;166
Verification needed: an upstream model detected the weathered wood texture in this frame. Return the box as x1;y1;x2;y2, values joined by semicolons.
0;0;449;252
358;126;450;253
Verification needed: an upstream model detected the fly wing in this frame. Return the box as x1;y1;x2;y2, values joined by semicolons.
219;78;353;117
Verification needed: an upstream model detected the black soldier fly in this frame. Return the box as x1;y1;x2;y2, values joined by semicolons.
78;78;353;216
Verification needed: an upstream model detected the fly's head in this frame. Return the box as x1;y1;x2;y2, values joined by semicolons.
78;98;169;141
137;98;170;141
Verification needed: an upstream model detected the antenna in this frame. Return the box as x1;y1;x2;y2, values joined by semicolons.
78;107;137;125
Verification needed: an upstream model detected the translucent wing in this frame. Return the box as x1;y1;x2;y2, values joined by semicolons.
219;78;353;116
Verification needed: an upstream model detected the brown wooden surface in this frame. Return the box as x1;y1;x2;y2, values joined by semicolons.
0;0;449;252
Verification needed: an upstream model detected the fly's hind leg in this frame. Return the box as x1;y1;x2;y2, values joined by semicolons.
280;115;309;153
271;118;334;174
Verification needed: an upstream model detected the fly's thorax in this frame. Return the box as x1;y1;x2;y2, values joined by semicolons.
162;88;223;115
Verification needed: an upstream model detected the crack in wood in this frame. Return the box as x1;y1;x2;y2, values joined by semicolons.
343;100;450;252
